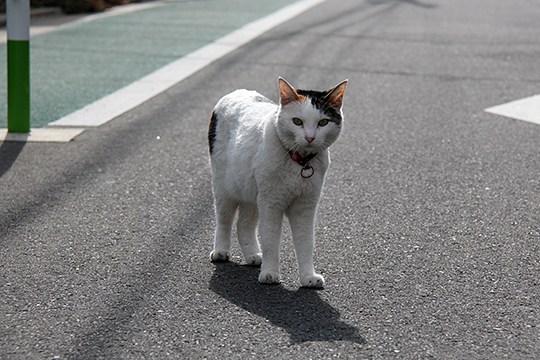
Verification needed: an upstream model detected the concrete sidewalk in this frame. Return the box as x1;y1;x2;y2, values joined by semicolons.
1;0;298;129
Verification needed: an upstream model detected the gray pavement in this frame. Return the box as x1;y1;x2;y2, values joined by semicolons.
1;0;540;358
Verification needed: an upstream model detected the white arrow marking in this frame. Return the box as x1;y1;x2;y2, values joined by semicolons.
485;94;540;125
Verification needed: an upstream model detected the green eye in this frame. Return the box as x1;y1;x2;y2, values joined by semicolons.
318;119;329;127
292;117;303;126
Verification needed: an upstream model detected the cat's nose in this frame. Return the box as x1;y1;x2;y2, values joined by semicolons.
305;136;315;143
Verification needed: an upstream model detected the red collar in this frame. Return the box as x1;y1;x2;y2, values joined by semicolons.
288;150;317;178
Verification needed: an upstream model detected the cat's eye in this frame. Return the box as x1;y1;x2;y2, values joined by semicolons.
318;119;329;127
292;117;303;126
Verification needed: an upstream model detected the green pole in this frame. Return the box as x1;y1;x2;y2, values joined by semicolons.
6;0;30;133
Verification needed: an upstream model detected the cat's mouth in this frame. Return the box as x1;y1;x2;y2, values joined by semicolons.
290;146;313;157
302;143;320;152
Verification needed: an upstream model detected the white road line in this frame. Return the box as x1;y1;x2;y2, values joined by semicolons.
49;0;326;128
485;94;540;126
0;2;165;43
0;128;85;142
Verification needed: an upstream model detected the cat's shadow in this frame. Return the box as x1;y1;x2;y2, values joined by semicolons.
209;262;365;344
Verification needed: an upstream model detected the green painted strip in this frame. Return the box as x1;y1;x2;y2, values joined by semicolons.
7;40;30;133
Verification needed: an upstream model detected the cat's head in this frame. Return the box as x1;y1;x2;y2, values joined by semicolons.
276;77;348;155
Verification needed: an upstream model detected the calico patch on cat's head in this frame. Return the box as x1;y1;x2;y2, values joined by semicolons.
276;77;348;155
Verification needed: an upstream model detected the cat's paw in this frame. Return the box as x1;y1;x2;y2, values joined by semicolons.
210;249;230;262
258;269;281;284
245;253;262;266
300;274;325;288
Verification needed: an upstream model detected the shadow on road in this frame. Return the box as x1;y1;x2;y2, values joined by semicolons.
367;0;436;8
0;141;26;178
209;262;365;344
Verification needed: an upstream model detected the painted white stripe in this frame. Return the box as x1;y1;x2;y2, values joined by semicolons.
65;1;165;26
0;2;165;43
485;94;540;126
0;127;85;142
6;0;30;40
49;0;326;127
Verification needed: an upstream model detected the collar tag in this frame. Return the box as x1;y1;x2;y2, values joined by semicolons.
301;164;314;178
288;150;316;179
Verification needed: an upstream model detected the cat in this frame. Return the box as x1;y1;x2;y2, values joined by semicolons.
208;77;348;288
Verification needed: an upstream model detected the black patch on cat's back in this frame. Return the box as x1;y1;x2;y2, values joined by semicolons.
297;89;342;125
208;111;218;154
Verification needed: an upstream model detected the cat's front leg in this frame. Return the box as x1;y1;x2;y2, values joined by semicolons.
288;200;325;288
257;205;283;284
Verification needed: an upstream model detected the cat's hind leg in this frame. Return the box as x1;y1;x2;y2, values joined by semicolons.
237;203;262;266
210;197;237;262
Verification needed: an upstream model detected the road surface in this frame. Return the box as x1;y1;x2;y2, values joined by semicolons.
1;0;539;358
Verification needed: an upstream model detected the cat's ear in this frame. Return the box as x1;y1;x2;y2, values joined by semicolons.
325;79;348;110
278;77;302;106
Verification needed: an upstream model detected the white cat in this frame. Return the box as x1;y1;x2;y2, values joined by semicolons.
208;77;347;288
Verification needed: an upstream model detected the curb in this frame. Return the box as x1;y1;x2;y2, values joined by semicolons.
0;7;63;27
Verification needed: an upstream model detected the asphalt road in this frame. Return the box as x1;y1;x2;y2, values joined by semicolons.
1;0;539;358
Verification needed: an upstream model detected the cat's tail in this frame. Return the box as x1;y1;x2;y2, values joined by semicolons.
208;111;218;155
